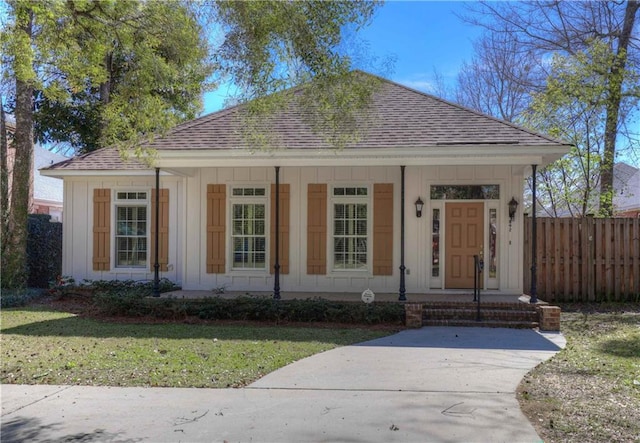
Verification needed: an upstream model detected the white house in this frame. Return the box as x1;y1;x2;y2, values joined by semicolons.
613;162;640;217
33;145;66;221
41;72;570;297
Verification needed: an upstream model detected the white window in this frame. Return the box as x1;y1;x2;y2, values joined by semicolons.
231;187;267;270
114;191;148;268
332;186;369;270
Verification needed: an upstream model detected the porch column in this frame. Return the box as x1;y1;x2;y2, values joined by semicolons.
399;165;407;300
273;166;281;299
530;164;538;303
153;167;160;297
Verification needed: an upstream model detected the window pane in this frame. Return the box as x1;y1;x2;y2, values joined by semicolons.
333;201;368;270
489;208;497;278
430;185;500;200
231;203;266;269
115;204;147;268
432;208;440;277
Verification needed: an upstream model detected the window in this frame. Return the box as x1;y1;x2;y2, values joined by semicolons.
432;208;440;277
115;192;148;268
489;208;497;278
430;185;500;200
231;187;266;269
333;186;368;270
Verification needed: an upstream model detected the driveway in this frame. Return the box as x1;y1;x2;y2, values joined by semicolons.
1;326;564;442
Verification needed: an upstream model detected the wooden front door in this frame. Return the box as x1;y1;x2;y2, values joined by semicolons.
445;202;484;289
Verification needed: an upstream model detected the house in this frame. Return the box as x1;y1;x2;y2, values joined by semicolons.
32;145;66;221
613;162;640;217
41;72;570;297
4;118;66;221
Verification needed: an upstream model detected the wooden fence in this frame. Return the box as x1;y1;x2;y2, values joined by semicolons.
523;217;640;302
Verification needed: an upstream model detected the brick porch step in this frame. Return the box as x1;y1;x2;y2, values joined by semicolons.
422;302;540;329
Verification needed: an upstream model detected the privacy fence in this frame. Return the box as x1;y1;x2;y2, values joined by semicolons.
523;217;640;302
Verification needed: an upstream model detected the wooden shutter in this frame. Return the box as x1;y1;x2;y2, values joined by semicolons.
307;183;327;275
150;188;169;272
206;184;226;273
93;188;111;271
373;183;394;275
270;184;290;274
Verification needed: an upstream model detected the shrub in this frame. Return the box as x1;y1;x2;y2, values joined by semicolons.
92;293;405;325
1;288;47;308
27;214;62;288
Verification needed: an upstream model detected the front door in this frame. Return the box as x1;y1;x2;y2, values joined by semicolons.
445;202;483;289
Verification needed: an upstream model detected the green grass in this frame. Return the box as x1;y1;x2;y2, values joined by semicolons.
1;306;392;388
518;309;640;443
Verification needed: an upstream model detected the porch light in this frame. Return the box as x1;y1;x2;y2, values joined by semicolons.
415;197;424;218
508;197;519;229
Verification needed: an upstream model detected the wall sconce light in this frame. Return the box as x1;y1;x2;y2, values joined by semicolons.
415;197;424;218
508;197;519;230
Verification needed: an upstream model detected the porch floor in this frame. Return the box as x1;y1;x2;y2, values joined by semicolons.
161;290;536;304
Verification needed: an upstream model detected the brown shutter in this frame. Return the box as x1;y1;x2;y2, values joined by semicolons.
307;183;327;274
270;184;290;274
150;188;169;272
206;184;226;273
373;183;394;275
93;188;111;271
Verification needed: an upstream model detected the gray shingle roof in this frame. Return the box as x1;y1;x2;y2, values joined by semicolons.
45;71;569;171
43;147;148;171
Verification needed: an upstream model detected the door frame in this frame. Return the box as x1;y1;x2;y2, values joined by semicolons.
429;199;500;291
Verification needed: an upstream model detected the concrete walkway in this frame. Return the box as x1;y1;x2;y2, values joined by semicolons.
1;327;565;443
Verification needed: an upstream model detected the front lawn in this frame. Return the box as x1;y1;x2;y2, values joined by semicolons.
1;306;391;388
518;307;640;443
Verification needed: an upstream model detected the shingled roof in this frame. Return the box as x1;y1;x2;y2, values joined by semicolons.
44;71;569;171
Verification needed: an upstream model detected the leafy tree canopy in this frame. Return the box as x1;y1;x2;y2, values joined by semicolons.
1;0;382;154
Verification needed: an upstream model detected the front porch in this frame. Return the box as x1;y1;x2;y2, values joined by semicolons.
160;290;560;331
161;289;533;304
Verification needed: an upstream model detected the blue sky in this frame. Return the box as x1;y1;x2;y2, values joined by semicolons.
203;1;478;114
203;1;639;168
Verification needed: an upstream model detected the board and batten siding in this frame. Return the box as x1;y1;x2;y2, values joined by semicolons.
62;177;181;284
64;165;526;295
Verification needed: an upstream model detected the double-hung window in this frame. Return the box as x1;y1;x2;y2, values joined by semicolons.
115;191;148;268
231;187;267;270
332;186;369;270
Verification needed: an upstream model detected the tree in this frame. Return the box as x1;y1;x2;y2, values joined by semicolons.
0;0;380;288
455;30;540;122
461;0;640;216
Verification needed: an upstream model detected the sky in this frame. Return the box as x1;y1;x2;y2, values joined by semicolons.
203;1;479;114
203;0;639;168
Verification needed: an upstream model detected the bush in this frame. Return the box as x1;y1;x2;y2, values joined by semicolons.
92;293;405;325
27;214;62;288
1;288;47;308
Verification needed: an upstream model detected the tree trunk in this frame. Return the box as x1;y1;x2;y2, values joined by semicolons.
1;97;9;272
599;0;639;216
4;11;35;289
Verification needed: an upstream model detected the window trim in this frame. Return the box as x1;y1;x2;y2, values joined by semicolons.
228;185;269;272
329;185;371;273
112;189;150;271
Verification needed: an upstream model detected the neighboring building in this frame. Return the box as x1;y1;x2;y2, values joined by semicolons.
33;145;66;221
41;72;571;296
613;162;640;217
3;118;66;221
